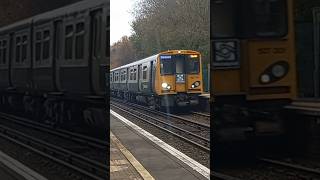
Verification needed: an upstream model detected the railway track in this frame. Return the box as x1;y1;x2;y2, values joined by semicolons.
111;98;210;128
191;111;210;118
211;172;244;180
0;112;108;180
259;157;320;177
111;101;210;152
214;157;320;180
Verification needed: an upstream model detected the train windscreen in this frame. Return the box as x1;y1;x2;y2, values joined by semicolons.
212;0;287;38
160;54;200;75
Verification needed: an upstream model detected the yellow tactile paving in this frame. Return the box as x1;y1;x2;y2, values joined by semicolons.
110;132;154;180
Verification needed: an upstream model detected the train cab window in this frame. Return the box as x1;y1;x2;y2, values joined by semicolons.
160;57;174;75
175;56;185;74
22;36;28;62
43;30;50;60
186;55;200;74
65;25;74;60
35;32;42;62
142;66;148;79
75;22;85;59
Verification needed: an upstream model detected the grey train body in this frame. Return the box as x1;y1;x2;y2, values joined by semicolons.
0;0;109;133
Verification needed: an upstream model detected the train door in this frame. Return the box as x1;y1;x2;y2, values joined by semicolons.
89;9;103;95
151;60;155;93
138;64;142;92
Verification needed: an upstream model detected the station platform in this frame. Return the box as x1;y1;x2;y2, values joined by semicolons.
285;99;320;116
110;109;209;180
199;93;210;99
110;131;153;180
0;150;47;180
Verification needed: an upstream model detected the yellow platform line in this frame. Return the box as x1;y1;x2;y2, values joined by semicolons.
110;132;155;180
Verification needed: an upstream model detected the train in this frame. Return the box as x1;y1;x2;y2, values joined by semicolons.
110;50;204;109
211;0;297;142
0;0;109;134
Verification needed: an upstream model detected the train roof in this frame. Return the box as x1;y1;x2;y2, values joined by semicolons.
33;0;108;23
111;50;200;72
111;54;159;72
0;0;108;33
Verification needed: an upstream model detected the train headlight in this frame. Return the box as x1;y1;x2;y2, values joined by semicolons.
272;64;286;78
191;81;201;88
162;83;168;88
260;74;271;83
162;83;171;90
259;61;289;84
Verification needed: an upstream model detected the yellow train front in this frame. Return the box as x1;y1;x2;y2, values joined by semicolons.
110;50;203;108
212;0;296;142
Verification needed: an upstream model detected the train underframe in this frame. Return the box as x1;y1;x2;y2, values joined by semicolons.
214;95;291;143
0;90;107;138
112;89;200;109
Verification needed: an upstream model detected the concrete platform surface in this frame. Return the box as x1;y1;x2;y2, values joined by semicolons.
0;150;47;180
110;110;209;180
110;131;154;180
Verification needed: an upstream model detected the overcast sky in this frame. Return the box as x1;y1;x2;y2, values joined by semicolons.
110;0;136;45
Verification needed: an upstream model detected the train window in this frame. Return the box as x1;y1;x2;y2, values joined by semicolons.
134;68;137;80
75;22;85;59
130;69;134;80
116;72;119;81
105;16;110;57
186;55;200;74
43;30;50;60
0;41;2;64
65;25;74;60
22;35;27;62
142;66;147;79
160;58;174;75
110;73;113;82
92;14;102;58
2;40;7;65
16;36;21;63
175;56;185;74
35;32;42;62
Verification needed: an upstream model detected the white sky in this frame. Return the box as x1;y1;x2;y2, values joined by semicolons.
110;0;136;45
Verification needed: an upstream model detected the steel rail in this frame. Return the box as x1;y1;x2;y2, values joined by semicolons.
111;98;210;128
260;158;320;176
0;112;108;149
0;124;108;180
191;111;210;118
